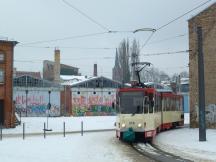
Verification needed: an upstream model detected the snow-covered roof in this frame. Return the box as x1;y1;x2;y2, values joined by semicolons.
61;75;122;87
60;75;86;81
144;82;172;92
180;78;189;84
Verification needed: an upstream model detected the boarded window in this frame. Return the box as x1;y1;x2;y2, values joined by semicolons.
0;53;4;62
0;69;4;83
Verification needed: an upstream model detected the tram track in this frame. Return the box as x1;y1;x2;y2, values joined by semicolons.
131;142;193;162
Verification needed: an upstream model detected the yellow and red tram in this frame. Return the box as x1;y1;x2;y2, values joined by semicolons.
115;86;184;142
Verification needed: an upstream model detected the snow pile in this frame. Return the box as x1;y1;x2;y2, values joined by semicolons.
153;128;216;162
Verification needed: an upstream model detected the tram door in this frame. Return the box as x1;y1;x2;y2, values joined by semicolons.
160;94;163;129
0;100;4;125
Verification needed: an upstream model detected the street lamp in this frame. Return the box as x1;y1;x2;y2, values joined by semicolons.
25;89;28;117
133;28;156;33
46;89;52;131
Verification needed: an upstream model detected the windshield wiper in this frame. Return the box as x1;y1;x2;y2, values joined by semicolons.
131;106;141;116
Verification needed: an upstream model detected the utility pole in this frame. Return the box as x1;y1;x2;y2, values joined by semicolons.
197;26;206;141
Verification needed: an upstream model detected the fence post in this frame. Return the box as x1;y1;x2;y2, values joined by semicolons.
20;111;22;124
0;124;2;141
23;123;25;140
63;122;65;137
81;121;83;136
44;122;46;139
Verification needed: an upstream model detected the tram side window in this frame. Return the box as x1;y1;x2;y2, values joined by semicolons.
180;98;183;111
164;98;166;111
149;93;154;113
171;98;175;111
155;95;161;112
176;99;179;111
157;95;161;112
162;98;165;111
144;96;149;114
167;98;170;111
154;95;158;113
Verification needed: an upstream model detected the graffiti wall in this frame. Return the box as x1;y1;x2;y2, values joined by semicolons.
191;104;216;128
13;88;61;117
72;88;116;116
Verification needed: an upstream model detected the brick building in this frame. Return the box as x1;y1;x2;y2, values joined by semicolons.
189;2;216;128
0;40;18;128
43;49;79;82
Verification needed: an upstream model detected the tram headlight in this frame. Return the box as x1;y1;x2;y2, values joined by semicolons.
137;123;142;128
121;123;126;128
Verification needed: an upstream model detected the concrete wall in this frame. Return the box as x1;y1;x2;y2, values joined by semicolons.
71;88;116;116
13;87;61;117
189;3;216;128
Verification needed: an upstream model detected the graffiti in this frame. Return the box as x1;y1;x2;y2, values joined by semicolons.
72;91;116;116
72;105;116;116
191;104;216;127
15;95;45;105
206;104;216;124
15;103;60;117
14;90;60;117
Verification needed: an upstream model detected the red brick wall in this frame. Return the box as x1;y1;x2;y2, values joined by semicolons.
0;40;17;128
60;86;72;116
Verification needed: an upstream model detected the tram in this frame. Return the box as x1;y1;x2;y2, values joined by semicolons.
115;63;184;142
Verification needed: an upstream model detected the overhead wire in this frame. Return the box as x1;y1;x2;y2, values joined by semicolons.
147;33;188;45
17;45;115;50
140;0;212;49
156;0;212;31
140;50;190;56
62;0;110;32
140;31;156;49
19;32;109;45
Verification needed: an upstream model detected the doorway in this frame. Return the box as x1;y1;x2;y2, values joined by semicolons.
0;100;4;125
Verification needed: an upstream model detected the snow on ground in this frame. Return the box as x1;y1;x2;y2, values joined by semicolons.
2;113;216;162
153;128;216;162
153;113;216;162
3;116;116;135
0;132;139;162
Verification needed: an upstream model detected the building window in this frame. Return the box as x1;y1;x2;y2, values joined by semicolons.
0;69;5;83
0;53;4;62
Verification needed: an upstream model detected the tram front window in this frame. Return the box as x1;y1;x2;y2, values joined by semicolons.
119;92;144;114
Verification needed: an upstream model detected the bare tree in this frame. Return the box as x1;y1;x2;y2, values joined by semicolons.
113;39;130;83
141;67;169;83
130;39;140;81
112;49;122;82
179;71;189;78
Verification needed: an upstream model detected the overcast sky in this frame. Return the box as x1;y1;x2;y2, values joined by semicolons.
0;0;215;78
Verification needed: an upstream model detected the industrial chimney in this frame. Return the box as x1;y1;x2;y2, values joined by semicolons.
54;48;60;83
93;64;97;77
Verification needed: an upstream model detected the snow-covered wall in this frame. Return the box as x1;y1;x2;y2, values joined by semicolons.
13;88;61;117
71;88;116;116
